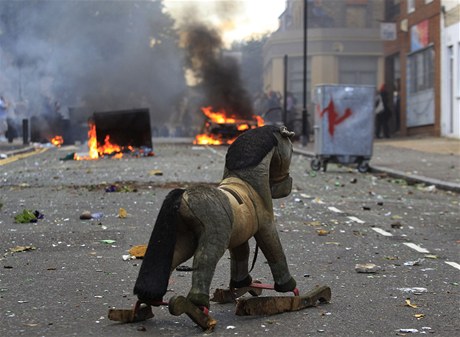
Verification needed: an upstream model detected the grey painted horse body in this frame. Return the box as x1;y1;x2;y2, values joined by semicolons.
134;125;296;309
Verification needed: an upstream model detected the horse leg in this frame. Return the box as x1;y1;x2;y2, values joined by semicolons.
187;227;231;309
254;224;296;292
229;242;252;288
171;229;197;270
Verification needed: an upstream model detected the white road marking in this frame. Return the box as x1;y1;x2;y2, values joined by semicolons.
445;261;460;271
348;216;365;224
371;227;393;237
328;206;343;213
403;242;430;253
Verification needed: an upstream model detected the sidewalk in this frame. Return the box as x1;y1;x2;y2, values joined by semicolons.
294;136;460;193
2;136;460;192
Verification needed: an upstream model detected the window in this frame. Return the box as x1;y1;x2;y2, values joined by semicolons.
407;0;415;13
407;47;434;94
339;56;377;85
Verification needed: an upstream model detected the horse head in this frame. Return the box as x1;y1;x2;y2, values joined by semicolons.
269;126;294;199
224;125;295;199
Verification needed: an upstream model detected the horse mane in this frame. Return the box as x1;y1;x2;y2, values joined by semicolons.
225;125;279;171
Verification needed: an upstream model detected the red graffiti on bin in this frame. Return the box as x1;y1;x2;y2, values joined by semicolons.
320;97;352;137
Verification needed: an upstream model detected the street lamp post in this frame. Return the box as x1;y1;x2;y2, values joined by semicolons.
302;0;309;146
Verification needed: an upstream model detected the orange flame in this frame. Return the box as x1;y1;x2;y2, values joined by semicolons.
201;106;236;124
50;135;64;147
194;106;265;145
74;120;129;160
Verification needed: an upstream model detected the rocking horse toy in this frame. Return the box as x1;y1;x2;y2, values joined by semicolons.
108;125;331;331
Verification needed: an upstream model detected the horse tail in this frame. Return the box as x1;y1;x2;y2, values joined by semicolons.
133;188;185;303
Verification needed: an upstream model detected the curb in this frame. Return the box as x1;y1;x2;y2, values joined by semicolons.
293;148;460;193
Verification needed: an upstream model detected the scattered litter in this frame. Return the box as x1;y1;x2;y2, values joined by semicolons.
105;184;137;193
391;222;403;229
312;197;325;204
355;263;381;273
404;258;424;266
424;254;438;259
149;169;163;176
10;245;36;253
414;314;425;319
14;209;44;223
226;326;236;330
300;193;313;199
176;265;193;272
100;240;116;244
417;185;436;192
327;206;343;213
404;299;418;308
304;221;321;227
128;245;147;258
122;255;136;261
348;216;365;224
316;229;330;236
398;328;418;333
397;287;428;294
350;178;357;184
118;208;127;218
80;211;104;220
80;211;92;220
92;212;103;220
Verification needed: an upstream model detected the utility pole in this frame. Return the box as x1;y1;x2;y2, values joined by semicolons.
302;0;309;146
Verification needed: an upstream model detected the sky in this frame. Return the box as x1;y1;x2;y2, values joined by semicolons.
163;0;286;45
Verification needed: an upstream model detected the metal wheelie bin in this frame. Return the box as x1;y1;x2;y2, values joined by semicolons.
310;84;375;173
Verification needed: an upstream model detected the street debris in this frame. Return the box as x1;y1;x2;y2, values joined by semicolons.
404;299;418;308
10;245;36;253
397;287;428;294
176;265;194;272
316;229;331;236
79;211;92;220
149;169;163;176
414;314;425;319
100;239;116;244
355;263;381;273
391;222;403;229
79;211;103;220
417;184;436;192
14;209;44;223
105;184;137;193
404;258;424;266
128;245;147;258
398;328;418;333
118;208;128;218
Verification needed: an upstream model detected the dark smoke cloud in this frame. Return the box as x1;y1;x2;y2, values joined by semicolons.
182;23;254;120
0;0;185;126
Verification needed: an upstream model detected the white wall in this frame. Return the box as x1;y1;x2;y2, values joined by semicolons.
441;20;460;138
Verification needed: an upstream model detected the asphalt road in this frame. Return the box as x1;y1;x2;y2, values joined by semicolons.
1;143;459;337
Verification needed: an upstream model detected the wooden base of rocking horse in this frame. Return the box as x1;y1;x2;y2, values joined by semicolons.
235;285;331;316
108;301;154;323
211;281;300;304
108;297;217;332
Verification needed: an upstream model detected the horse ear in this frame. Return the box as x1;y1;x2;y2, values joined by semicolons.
279;126;295;139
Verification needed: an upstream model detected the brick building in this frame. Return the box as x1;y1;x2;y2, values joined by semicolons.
383;0;457;137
